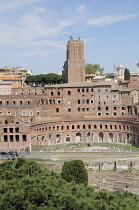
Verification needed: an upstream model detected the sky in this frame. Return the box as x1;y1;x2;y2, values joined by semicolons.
0;0;139;75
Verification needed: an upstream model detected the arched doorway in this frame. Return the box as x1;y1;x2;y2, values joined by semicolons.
109;133;113;142
75;133;81;142
56;134;61;143
99;132;103;142
127;134;130;144
65;136;71;143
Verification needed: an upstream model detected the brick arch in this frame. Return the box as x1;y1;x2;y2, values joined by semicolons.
75;132;81;142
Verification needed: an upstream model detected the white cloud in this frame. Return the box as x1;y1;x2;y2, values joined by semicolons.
0;6;75;56
0;0;40;12
87;14;137;26
77;5;86;13
14;48;64;57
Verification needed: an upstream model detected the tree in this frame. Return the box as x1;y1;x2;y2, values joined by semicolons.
124;68;130;80
86;63;104;75
0;158;139;209
61;160;88;185
45;73;63;84
25;73;63;86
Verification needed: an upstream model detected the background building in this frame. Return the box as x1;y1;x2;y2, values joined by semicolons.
62;36;85;83
0;37;139;152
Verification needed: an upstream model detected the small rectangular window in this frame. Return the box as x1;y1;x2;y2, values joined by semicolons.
78;89;80;92
15;135;19;142
78;100;80;104
91;99;93;104
15;127;19;133
98;113;101;115
56;108;59;112
86;99;89;104
106;107;109;110
68;108;71;112
68;100;71;104
22;135;26;142
9;128;13;133
57;100;61;104
10;135;14;142
4;135;8;142
3;128;7;133
98;89;100;92
98;107;101;110
68;91;71;95
78;108;80;112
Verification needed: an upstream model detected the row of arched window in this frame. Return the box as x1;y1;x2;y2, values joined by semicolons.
31;123;138;133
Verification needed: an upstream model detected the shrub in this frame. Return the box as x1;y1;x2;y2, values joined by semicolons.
61;160;88;185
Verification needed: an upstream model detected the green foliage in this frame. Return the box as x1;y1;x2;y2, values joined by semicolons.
25;73;63;86
0;158;139;209
86;63;104;75
124;68;130;80
61;160;88;185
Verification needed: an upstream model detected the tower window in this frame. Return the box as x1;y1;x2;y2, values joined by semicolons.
68;91;71;95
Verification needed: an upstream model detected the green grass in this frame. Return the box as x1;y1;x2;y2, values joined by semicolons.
28;158;52;162
91;143;139;151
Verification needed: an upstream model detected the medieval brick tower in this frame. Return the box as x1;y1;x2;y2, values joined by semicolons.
62;36;85;83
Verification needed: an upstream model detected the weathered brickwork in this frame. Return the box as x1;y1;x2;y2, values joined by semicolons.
62;36;85;83
0;37;139;152
0;81;139;152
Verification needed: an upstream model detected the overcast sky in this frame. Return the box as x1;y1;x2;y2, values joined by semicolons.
0;0;139;74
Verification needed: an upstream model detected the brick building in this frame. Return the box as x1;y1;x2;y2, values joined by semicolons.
62;36;85;83
0;37;139;152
